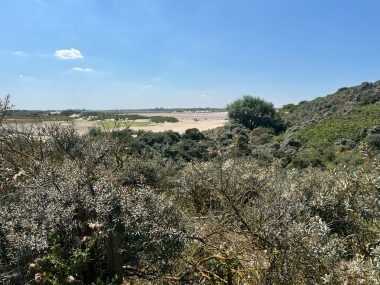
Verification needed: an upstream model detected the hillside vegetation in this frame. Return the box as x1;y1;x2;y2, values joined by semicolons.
280;80;380;128
0;81;380;284
293;103;380;148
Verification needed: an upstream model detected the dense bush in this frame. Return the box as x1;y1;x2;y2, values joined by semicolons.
227;96;283;131
366;134;380;150
0;124;186;284
181;128;205;141
168;139;209;161
174;156;380;284
149;116;178;123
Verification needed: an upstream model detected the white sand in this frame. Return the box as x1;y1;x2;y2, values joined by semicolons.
130;119;227;134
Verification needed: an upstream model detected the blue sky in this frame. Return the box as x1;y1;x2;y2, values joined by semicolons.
1;0;380;109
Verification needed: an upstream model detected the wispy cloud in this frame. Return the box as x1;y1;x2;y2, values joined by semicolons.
19;74;35;80
200;94;211;98
150;76;161;83
13;51;28;57
72;67;94;72
141;84;153;89
55;48;83;60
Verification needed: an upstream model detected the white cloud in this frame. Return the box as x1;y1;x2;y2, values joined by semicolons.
200;94;210;98
72;67;94;72
13;51;28;57
19;74;35;80
55;48;83;60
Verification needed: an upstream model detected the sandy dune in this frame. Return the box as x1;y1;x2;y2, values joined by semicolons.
130;119;227;133
100;111;227;134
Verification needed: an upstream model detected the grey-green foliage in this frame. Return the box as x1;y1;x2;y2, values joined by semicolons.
0;124;186;284
367;134;380;150
174;156;380;284
1;94;380;284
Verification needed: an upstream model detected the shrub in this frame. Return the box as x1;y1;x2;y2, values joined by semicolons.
227;96;283;131
1;95;380;284
168;140;209;161
182;128;205;141
366;134;380;150
149;116;178;123
0;127;186;284
175;157;380;284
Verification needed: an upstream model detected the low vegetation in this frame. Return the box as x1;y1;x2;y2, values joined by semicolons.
1;81;380;284
293;103;380;148
3;108;179;125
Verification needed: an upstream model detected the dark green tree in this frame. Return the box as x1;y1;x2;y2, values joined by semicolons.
227;96;282;131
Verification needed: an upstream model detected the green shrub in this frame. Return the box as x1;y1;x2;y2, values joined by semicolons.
149;116;178;123
227;96;283;131
182;128;205;141
167;140;209;161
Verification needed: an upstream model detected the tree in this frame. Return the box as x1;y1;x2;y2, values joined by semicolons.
227;96;282;131
0;95;12;125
